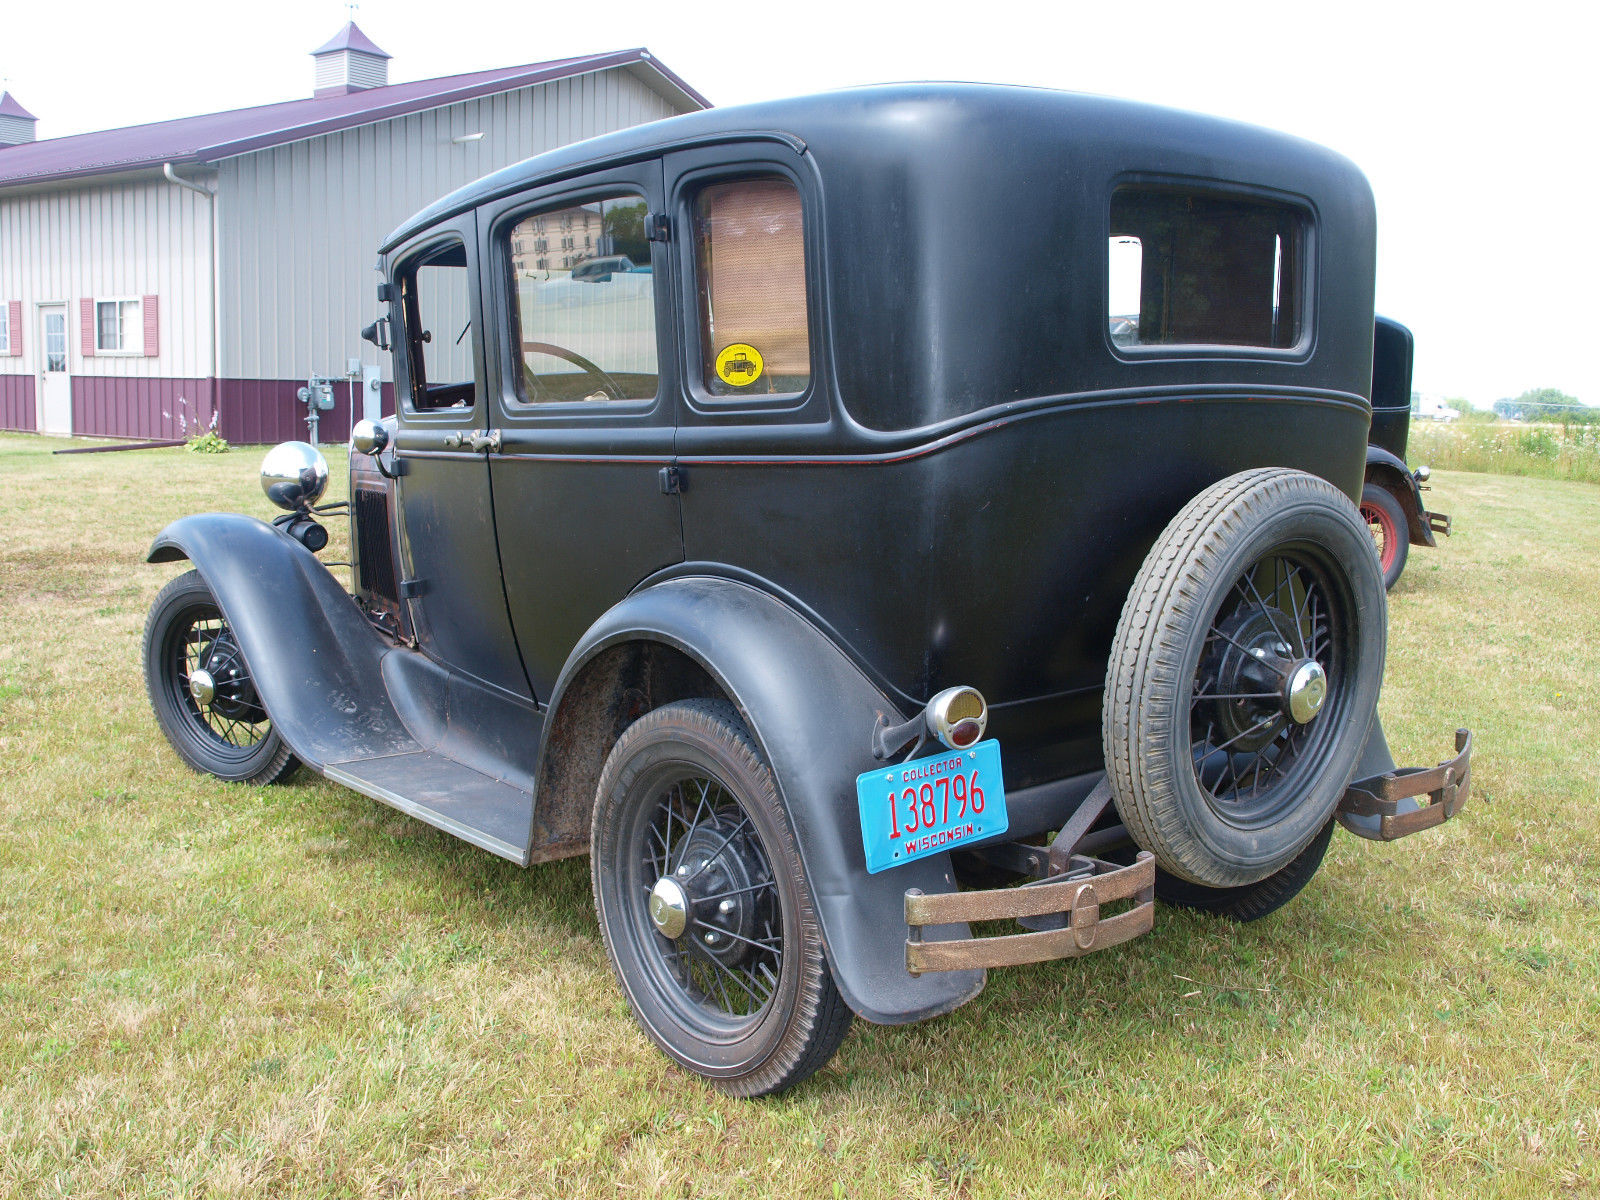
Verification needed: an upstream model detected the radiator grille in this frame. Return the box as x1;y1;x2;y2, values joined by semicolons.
354;487;398;605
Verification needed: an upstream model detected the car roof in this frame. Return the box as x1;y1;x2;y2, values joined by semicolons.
381;82;1359;253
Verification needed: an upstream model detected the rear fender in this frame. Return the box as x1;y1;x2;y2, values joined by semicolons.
543;576;986;1025
147;513;421;769
1364;446;1435;548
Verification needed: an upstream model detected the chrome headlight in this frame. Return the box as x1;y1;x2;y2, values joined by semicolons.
260;441;330;511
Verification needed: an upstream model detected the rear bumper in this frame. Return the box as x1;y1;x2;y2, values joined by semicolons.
904;852;1154;975
1337;728;1472;840
899;726;1471;975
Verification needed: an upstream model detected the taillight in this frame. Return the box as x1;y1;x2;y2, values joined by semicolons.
926;686;988;750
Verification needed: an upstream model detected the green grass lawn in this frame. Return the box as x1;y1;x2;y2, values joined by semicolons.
1;435;1596;1198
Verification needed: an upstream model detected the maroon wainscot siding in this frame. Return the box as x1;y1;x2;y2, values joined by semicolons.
0;374;36;432
1;300;28;431
218;378;395;445
71;377;217;440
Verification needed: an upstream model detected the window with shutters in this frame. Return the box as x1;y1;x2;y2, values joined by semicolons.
0;307;8;355
690;176;811;399
94;297;143;354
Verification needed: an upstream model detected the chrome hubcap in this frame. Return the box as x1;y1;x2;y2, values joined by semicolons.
1285;659;1327;724
188;669;216;706
648;876;690;939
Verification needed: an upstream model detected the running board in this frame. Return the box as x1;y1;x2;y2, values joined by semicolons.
323;752;532;862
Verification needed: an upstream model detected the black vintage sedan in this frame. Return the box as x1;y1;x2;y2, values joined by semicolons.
142;84;1471;1096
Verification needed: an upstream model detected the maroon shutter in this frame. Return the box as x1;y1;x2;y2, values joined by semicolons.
80;298;95;358
142;295;159;357
6;301;19;357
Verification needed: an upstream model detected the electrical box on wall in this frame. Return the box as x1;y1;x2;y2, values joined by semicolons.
363;365;383;422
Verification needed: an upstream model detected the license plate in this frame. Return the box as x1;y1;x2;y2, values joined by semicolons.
856;739;1008;873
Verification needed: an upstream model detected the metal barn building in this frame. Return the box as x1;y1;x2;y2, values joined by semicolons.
0;25;706;443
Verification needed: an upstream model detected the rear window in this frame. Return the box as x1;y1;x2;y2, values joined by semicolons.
1109;187;1307;350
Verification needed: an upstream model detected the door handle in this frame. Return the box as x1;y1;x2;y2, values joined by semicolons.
468;429;502;453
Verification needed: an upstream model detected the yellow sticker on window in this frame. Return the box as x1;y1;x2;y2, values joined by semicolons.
715;343;764;387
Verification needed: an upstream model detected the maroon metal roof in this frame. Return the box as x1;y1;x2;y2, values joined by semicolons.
311;21;392;59
0;49;709;189
0;92;37;120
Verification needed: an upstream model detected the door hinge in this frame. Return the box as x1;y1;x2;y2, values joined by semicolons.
647;213;670;243
399;577;427;599
658;464;684;495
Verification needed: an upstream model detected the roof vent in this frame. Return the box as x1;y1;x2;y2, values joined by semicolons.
310;22;391;98
0;92;38;147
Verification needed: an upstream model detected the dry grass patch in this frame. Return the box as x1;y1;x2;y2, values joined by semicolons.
1;435;1597;1197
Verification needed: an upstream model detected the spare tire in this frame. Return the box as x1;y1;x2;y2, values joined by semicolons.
1103;468;1386;888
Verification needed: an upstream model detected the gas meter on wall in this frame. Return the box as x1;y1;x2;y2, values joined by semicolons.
297;376;337;443
298;379;336;411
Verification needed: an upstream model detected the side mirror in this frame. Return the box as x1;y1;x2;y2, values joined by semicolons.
351;419;390;457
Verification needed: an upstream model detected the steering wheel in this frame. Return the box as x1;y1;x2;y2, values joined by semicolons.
521;341;626;402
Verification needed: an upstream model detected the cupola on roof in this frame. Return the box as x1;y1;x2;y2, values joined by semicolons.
0;91;39;146
311;22;392;97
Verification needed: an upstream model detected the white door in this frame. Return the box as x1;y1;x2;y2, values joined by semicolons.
37;304;71;436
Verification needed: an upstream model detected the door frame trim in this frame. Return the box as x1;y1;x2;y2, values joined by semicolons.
35;301;71;437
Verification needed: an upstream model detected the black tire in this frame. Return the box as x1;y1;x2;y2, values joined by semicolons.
590;699;852;1097
1359;482;1409;590
142;569;300;785
1103;468;1386;888
1155;817;1335;922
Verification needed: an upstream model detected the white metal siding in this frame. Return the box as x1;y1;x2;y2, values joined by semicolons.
314;55;343;93
216;67;682;381
315;51;388;93
0;115;36;146
0;175;213;379
346;54;389;92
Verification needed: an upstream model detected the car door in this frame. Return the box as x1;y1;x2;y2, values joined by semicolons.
477;162;683;699
387;214;532;699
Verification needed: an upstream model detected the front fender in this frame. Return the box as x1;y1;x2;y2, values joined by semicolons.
1364;446;1435;548
544;576;985;1025
148;513;422;770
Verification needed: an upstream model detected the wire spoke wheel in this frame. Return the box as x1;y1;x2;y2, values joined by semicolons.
143;570;299;785
174;611;273;751
1359;501;1393;572
1360;482;1409;589
1105;469;1386;888
1189;546;1347;827
634;774;784;1029
591;700;851;1097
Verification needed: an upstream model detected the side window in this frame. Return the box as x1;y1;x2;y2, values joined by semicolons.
400;240;474;411
690;176;810;398
508;193;657;404
1109;187;1307;350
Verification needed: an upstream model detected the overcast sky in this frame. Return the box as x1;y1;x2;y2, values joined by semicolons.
5;0;1594;407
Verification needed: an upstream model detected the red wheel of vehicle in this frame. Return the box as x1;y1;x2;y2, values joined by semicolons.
1359;482;1408;590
